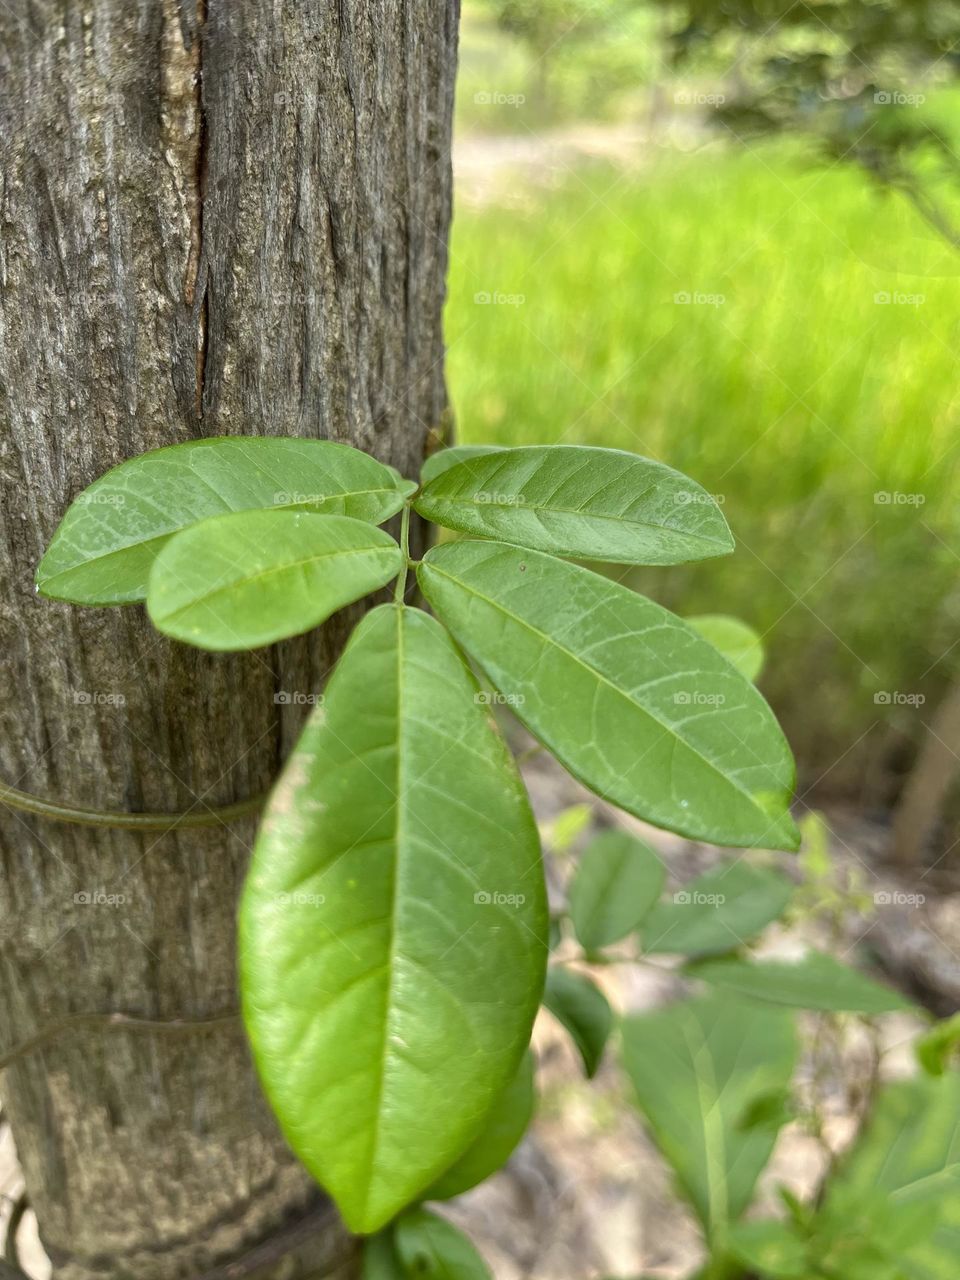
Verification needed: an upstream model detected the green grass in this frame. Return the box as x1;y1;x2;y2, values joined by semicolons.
445;144;960;792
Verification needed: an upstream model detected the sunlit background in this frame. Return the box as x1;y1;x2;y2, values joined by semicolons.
446;0;960;835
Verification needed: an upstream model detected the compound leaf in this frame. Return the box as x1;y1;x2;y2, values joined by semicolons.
689;952;913;1014
542;967;613;1078
419;541;798;850
642;862;793;956
394;1209;492;1279
37;436;408;604
622;993;798;1232
569;831;665;950
147;511;402;650
240;605;547;1234
415;445;733;565
426;1051;535;1201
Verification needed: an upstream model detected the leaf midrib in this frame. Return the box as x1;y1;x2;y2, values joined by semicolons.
155;543;400;625
48;486;399;571
421;493;729;548
423;556;778;827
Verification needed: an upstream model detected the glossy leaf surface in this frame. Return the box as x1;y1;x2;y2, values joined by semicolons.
416;445;733;564
419;541;798;850
148;511;402;650
240;605;547;1233
37;436;408;604
427;1052;535;1200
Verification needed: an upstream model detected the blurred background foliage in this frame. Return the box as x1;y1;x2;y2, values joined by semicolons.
447;0;960;827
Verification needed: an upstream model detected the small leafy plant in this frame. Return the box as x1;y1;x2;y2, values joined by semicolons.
553;814;959;1280
40;438;806;1267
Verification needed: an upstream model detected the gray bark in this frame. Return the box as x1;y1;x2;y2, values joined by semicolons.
0;2;458;1277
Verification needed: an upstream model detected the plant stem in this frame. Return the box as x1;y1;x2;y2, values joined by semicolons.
394;502;412;604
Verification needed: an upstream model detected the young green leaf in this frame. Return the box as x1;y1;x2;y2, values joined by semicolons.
239;605;547;1234
426;1052;535;1201
916;1013;960;1077
36;436;410;605
394;1209;492;1279
726;1220;810;1279
641;862;794;956
420;444;508;485
688;952;913;1014
147;511;402;650
687;614;765;682
415;445;733;565
821;1071;960;1278
569;831;665;951
542;967;613;1078
622;994;798;1232
363;1232;407;1279
419;541;799;851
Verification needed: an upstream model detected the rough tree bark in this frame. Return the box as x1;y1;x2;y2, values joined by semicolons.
0;2;459;1277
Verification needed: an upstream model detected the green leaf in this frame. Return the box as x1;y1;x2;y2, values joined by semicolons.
916;1013;960;1077
415;445;733;565
622;993;798;1232
418;541;798;851
687;614;765;682
642;862;794;956
426;1052;535;1201
363;1232;407;1279
394;1209;492;1279
147;511;402;650
37;436;408;605
239;605;547;1234
820;1071;960;1278
569;831;665;950
542;967;613;1078
689;952;913;1014
726;1220;809;1278
421;444;508;485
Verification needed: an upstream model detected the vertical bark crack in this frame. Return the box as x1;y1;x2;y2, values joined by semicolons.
161;0;208;420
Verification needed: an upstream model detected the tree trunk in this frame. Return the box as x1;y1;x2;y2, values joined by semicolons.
0;3;459;1277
